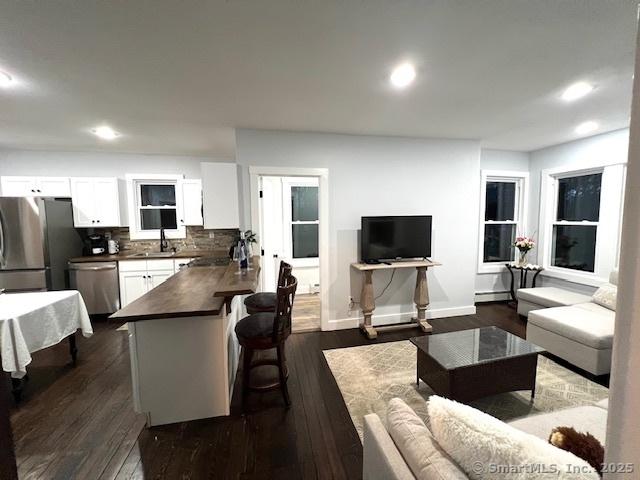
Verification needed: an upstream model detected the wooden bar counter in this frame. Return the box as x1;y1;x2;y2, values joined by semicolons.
111;257;260;426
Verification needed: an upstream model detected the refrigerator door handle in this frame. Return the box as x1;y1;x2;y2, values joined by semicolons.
0;210;6;268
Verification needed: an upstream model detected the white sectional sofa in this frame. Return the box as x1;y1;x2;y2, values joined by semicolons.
517;287;592;317
363;397;608;480
523;270;618;376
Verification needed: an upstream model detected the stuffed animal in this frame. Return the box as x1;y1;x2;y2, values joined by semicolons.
549;426;604;476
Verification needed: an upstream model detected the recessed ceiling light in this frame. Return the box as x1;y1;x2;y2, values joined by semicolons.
0;71;14;88
91;125;121;140
561;81;594;102
575;121;598;135
390;63;416;89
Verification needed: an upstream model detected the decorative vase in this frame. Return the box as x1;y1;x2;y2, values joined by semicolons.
518;250;528;267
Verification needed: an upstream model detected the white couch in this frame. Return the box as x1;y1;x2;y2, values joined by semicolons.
363;398;608;480
525;270;618;376
517;287;592;317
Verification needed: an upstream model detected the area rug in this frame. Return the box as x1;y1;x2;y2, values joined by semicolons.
323;340;608;441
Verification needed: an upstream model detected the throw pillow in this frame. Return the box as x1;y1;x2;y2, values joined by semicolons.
592;284;617;311
427;395;599;480
549;426;604;476
386;398;466;480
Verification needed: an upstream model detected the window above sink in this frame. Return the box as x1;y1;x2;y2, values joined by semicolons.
126;174;187;240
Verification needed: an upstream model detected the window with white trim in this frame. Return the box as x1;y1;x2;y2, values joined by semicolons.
538;161;626;286
551;172;602;272
282;178;319;262
138;183;179;230
126;174;186;240
478;171;528;273
290;185;319;258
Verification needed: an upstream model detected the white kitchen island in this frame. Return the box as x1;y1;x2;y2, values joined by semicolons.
110;257;260;427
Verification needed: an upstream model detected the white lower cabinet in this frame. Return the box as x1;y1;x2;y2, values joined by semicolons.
119;271;149;307
119;259;177;307
173;258;194;271
147;270;174;290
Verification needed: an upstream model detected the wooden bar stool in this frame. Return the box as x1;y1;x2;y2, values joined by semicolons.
244;260;292;314
235;275;298;408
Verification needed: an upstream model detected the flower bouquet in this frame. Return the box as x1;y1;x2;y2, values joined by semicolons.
514;236;535;267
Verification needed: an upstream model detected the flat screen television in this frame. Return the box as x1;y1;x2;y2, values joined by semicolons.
361;215;432;263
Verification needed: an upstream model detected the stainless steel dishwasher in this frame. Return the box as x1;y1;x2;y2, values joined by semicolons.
68;262;120;314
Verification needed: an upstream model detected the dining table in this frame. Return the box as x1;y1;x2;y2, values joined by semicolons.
0;290;93;401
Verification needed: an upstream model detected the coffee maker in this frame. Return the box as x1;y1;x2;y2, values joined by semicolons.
87;234;108;255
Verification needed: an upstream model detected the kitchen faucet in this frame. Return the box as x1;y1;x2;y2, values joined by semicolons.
160;227;168;252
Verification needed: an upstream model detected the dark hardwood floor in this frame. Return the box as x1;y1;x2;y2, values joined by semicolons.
7;303;608;479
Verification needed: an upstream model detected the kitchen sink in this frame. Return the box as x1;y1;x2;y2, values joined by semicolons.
127;252;177;258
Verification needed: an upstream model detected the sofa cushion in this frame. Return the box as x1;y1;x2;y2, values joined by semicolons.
527;304;615;349
387;398;466;480
592;284;617;311
363;414;416;480
427;395;599;480
507;405;608;445
517;287;592;308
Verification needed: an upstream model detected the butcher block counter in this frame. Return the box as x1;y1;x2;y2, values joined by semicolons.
110;257;260;427
68;249;228;263
110;256;260;321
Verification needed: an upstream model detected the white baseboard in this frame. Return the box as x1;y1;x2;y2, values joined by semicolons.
475;291;511;302
325;305;477;331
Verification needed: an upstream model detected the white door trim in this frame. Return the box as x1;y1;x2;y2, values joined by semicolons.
249;166;330;332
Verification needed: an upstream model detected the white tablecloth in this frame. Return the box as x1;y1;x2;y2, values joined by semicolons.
0;290;93;378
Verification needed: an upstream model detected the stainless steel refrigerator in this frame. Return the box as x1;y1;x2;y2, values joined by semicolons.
0;197;84;292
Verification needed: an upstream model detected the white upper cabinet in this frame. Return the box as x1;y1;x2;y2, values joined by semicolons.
36;177;71;196
70;177;123;227
202;162;240;229
179;179;203;226
1;177;34;196
1;176;71;197
70;178;95;226
93;178;121;226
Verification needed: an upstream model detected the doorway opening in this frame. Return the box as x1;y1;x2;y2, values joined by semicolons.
259;176;320;332
250;167;329;333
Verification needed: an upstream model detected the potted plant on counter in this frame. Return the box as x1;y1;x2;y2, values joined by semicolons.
243;230;257;257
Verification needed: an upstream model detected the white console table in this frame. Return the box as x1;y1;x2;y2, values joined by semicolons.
350;260;442;339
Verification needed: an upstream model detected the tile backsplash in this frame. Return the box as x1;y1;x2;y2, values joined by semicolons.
96;226;239;254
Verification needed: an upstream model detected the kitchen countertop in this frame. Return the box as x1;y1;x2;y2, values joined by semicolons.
68;250;226;263
109;256;260;322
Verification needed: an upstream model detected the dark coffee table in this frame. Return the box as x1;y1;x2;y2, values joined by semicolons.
410;327;544;402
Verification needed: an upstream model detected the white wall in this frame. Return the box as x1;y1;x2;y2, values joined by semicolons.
527;129;629;294
479;149;529;171
0;149;216;179
236;129;481;329
475;149;530;300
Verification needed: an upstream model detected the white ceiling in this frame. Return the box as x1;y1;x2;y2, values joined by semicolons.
0;0;636;157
